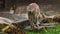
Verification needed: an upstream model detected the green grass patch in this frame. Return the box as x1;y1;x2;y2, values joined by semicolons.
24;22;60;34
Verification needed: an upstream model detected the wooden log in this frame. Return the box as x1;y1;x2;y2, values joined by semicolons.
40;23;56;26
45;25;55;28
41;14;60;23
53;15;60;22
24;25;45;30
1;24;26;34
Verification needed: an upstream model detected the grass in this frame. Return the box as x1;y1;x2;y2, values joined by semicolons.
24;22;60;34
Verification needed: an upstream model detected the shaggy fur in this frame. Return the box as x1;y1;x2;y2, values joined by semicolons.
27;3;43;28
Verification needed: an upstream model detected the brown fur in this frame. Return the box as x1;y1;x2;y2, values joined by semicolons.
27;3;43;28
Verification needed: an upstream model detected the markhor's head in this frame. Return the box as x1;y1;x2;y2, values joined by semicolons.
27;3;40;12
